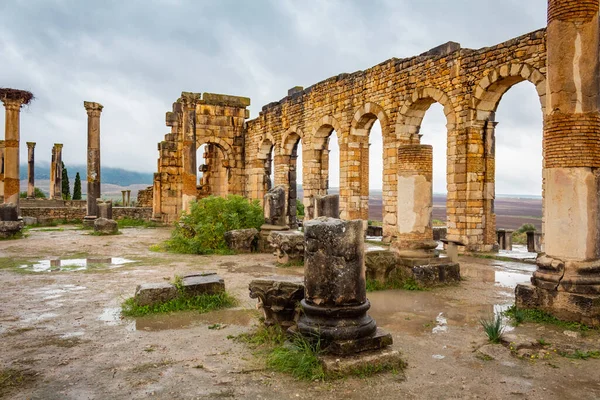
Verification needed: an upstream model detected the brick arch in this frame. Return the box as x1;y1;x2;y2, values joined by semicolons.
311;115;343;150
395;87;458;143
281;127;304;155
472;63;546;121
195;137;233;161
350;102;391;139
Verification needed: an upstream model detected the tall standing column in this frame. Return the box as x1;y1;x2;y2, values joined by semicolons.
0;140;5;200
1;91;31;213
84;101;103;223
26;142;35;199
516;0;600;326
54;144;63;200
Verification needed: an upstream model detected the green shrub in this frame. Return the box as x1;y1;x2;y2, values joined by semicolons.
480;314;505;343
19;187;46;199
165;195;264;254
296;199;305;217
516;224;536;233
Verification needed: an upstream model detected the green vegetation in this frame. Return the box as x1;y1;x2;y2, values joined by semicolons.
366;276;424;292
0;368;36;397
504;305;597;332
564;350;600;360
266;334;324;381
296;199;304;217
277;259;304;268
116;217;160;229
73;172;82;200
512;223;537;245
61;162;70;200
367;220;382;227
234;324;286;347
19;187;46;199
164;195;263;254
432;219;446;227
480;314;505;343
121;291;237;317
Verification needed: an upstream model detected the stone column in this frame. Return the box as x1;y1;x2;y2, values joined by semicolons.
298;217;392;355
0;140;6;200
516;0;600;326
49;145;56;199
54;144;63;200
84;101;103;222
126;190;131;206
2;98;29;211
392;145;437;258
26;142;35;199
121;190;126;206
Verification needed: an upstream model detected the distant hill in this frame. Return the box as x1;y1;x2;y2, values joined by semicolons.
19;163;153;186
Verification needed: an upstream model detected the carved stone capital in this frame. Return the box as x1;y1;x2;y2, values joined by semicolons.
84;101;104;117
249;277;304;328
26;142;36;149
2;98;24;111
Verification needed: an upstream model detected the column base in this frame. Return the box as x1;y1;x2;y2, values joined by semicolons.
515;283;600;327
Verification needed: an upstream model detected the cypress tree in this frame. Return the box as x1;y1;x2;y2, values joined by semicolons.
73;172;82;200
61;162;71;200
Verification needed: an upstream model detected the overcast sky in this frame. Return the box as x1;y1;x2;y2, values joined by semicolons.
1;0;546;195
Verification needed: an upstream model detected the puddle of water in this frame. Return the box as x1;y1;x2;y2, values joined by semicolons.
132;309;261;331
432;312;448;334
499;245;537;260
60;331;85;338
21;312;59;324
432;354;445;359
494;271;531;289
98;307;123;326
19;258;135;273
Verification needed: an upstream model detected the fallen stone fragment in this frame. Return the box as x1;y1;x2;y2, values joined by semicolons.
224;228;258;253
134;272;225;307
94;218;118;235
249;276;304;328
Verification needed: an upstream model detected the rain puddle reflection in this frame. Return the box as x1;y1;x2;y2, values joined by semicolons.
19;257;135;272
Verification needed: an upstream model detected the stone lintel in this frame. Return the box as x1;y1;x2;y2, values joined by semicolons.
201;92;251;108
319;349;405;378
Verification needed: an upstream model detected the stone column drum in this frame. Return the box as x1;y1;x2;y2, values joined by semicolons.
393;145;437;258
298;217;392;355
26;142;35;198
84;101;103;223
516;0;600;325
54;144;63;200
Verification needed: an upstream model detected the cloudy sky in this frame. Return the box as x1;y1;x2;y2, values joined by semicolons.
1;0;546;195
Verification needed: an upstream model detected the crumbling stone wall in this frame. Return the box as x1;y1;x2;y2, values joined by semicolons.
154;29;548;251
136;186;153;207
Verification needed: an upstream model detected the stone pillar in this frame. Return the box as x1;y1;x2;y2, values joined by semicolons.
84;101;103;222
97;199;113;219
53;144;63;200
26;142;35;199
516;0;600;326
313;194;340;218
392;145;437;258
121;190;126;206
1;97;27;211
0;140;4;200
49;146;56;199
298;217;392;355
126;190;131;206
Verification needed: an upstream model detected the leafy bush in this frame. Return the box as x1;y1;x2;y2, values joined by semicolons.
516;224;536;233
296;199;305;217
19;187;46;199
165;195;264;254
512;223;537;245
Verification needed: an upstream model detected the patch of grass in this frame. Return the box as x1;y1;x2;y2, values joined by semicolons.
504;305;597;332
0;231;25;241
234;325;286;348
0;368;37;396
277;259;304;268
149;243;166;252
537;338;550;346
266;334;324;381
35;227;64;232
40;336;85;348
366;276;425;292
121;292;238;317
367;220;382;227
564;350;600;360
480;314;505;343
0;257;37;274
116;218;160;229
130;359;173;373
88;230;122;236
432;219;446;227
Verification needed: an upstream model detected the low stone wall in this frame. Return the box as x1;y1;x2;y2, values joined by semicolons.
20;206;153;224
20;199;87;208
136;186;153;207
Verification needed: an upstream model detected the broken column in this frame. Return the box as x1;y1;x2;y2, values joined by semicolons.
259;185;289;251
496;229;513;251
392;145;437;259
1;89;33;212
50;143;63;200
516;0;600;325
26;142;35;199
313;194;340;218
526;231;542;253
0;203;24;238
97;199;113;219
126;190;131;206
298;217;392;355
84;101;103;224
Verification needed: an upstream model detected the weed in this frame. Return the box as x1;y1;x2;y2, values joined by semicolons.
366;277;425;292
208;323;224;330
480;314;505;343
0;368;37;396
277;259;304;268
266;334;324;381
234;325;286;348
121;292;237;317
565;350;600;360
504;305;597;332
130;359;172;373
537;338;550;346
149;244;166;252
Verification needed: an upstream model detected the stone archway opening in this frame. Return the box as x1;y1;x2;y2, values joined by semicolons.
326;130;340;194
257;138;274;193
478;79;544;252
196;142;230;198
280;130;303;228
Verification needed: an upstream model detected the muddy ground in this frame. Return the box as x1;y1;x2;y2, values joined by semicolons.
1;226;599;399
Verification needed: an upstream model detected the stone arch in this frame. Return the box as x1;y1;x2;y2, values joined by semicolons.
281;127;304;155
472;63;546;121
395;87;458;143
195;138;233;198
279;127;305;228
196;137;233;161
311;115;343;150
257;132;275;159
350;102;391;139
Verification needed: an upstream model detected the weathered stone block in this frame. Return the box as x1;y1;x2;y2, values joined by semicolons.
320;349;405;377
0;203;18;221
268;230;304;263
134;282;178;307
264;185;287;226
182;273;225;297
94;218;118;235
224;228;258;253
0;221;24;238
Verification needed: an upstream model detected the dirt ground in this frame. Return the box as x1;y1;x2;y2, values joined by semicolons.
1;226;599;400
